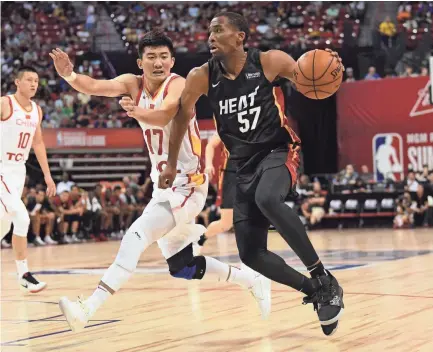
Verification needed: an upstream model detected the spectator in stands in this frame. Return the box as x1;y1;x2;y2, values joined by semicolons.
57;172;75;194
135;189;148;215
300;181;327;228
415;164;430;183
31;190;57;245
107;114;122;128
53;191;78;244
400;65;418;77
420;67;429;76
412;184;429;227
379;16;396;48
91;184;108;241
340;164;359;185
119;187;138;230
106;186;122;237
406;171;419;192
85;4;96;32
394;191;414;229
428;171;433;191
326;4;340;19
397;4;412;23
345;67;356;82
359;165;374;184
94;116;108;128
296;174;311;196
69;185;84;240
364;66;381;80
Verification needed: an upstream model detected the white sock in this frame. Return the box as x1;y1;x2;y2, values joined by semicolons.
202;257;254;288
202;256;229;282
85;285;111;316
16;259;29;278
227;265;254;289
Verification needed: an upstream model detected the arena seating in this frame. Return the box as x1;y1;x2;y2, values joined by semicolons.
322;191;399;228
48;151;150;189
397;1;433;49
106;1;364;51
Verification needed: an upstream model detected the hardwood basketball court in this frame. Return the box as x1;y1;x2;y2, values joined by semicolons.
1;228;433;352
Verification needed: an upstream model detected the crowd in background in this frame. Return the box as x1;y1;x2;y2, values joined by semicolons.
109;1;364;52
2;2;431;127
294;165;433;230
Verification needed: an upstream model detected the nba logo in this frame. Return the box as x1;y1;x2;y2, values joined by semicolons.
372;133;404;182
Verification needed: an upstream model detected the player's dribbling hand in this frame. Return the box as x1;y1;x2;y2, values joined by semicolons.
49;48;74;77
204;166;215;179
45;175;57;198
158;165;176;189
325;48;345;71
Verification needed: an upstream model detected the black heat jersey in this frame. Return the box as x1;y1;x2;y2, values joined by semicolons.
207;48;300;167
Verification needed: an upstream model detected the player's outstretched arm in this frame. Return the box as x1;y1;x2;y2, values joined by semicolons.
158;65;209;188
119;77;185;127
261;49;343;82
49;48;134;97
32;106;56;197
204;133;222;179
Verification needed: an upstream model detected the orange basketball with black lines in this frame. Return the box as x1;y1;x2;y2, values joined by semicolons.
293;49;343;100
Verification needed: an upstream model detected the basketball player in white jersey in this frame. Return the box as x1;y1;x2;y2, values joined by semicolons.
1;66;57;293
50;29;270;332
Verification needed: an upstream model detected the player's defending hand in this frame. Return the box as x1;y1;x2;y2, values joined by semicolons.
49;48;74;77
45;175;57;198
158;165;176;189
325;48;345;71
119;96;143;119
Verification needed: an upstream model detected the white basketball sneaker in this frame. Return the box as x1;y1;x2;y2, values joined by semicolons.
59;296;91;332
245;265;272;320
19;272;47;293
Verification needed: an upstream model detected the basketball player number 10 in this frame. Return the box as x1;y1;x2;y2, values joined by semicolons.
238;107;261;133
17;132;31;149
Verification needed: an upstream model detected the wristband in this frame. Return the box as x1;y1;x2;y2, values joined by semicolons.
62;72;77;82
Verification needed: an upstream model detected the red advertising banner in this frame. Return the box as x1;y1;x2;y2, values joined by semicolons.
42;128;145;150
337;76;433;181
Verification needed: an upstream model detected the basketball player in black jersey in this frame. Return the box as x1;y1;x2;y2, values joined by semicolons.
160;12;344;335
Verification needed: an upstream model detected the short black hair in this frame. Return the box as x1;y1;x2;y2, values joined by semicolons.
138;28;174;57
17;66;38;79
214;11;250;44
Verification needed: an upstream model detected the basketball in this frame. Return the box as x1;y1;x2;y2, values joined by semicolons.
293;49;344;100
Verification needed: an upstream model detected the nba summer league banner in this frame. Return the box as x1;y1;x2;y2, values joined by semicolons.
337;76;433;180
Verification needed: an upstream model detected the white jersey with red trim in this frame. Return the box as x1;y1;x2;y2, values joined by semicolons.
1;95;40;165
136;73;205;188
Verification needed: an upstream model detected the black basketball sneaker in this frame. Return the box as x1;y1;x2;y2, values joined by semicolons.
302;270;344;336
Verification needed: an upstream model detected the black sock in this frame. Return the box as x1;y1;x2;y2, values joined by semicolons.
307;261;326;278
